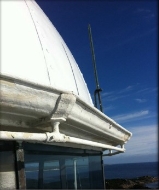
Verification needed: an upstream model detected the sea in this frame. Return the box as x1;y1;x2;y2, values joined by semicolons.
104;161;158;188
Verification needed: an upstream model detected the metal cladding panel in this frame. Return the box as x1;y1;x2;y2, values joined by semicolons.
1;0;93;105
1;1;50;86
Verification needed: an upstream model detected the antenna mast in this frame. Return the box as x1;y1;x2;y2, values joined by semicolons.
88;24;103;112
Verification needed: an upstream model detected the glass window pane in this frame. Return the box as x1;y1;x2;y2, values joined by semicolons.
25;162;39;189
24;143;104;189
65;158;74;189
89;155;104;189
43;161;61;189
65;157;90;189
76;157;90;189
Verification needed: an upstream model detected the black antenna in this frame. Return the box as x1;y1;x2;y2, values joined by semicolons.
88;24;103;112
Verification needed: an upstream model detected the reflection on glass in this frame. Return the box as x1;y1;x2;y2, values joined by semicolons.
25;162;39;189
65;158;74;189
65;157;90;189
89;155;104;189
43;161;61;189
24;144;104;189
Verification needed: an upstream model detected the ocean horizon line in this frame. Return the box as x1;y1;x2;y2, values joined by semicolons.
104;161;158;165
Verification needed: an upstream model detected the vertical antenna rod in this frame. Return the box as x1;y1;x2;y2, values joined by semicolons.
88;24;103;112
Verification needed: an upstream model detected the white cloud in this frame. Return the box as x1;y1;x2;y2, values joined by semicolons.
103;27;157;52
102;86;134;102
119;85;134;94
104;124;158;164
102;84;139;102
102;91;114;98
136;8;151;13
125;125;158;155
104;94;130;102
112;110;149;123
103;105;115;112
136;87;157;94
134;8;155;20
135;98;147;103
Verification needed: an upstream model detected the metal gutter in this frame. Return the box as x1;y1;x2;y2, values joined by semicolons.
0;74;132;149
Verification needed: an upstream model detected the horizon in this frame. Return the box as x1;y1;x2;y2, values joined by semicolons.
104;160;158;165
36;0;158;164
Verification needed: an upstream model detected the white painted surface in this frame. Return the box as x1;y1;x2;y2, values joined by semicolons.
0;76;132;146
0;152;16;189
1;0;92;105
0;131;125;152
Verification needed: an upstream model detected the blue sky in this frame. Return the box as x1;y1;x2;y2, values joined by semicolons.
36;0;158;164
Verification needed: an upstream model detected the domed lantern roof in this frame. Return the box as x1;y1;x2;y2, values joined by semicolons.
1;0;93;105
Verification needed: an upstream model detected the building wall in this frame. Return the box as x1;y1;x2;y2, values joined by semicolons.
0;142;16;189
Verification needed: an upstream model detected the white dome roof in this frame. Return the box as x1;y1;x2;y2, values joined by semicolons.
1;0;93;105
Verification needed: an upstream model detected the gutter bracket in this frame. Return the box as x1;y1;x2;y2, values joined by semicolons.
103;145;125;156
50;93;76;122
45;93;76;143
103;150;125;156
45;120;68;143
33;93;76;128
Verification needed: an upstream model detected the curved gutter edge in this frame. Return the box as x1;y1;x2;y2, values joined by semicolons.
75;97;132;139
0;74;132;143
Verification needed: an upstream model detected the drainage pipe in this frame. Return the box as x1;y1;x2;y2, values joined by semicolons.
0;131;46;141
68;136;125;152
103;151;124;156
0;131;125;152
